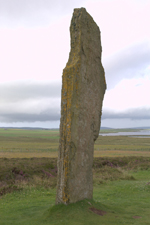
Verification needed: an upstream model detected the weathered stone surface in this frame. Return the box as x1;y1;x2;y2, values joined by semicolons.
56;7;106;204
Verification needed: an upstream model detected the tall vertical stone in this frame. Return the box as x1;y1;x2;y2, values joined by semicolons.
56;8;106;204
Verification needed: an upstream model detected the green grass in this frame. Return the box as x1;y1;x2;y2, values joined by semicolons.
0;128;59;158
0;188;56;225
94;135;150;157
0;168;150;224
100;128;147;133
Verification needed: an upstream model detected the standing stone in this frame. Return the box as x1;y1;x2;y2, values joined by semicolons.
56;7;106;204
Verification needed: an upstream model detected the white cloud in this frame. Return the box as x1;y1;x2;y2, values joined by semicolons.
103;76;150;112
0;80;61;101
103;41;150;89
0;18;70;82
86;0;150;56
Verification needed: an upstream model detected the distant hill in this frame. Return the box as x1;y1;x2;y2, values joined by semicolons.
129;127;150;129
0;126;150;130
0;127;59;130
100;127;113;130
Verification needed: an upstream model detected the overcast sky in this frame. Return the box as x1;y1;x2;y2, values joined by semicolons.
0;0;150;128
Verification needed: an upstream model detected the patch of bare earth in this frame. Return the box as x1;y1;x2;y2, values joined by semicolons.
89;207;107;216
133;216;142;219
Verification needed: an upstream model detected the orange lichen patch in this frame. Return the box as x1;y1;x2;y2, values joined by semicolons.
62;154;70;203
60;41;81;202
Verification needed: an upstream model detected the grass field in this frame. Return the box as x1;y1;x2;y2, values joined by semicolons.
0;128;150;224
0;128;150;158
0;128;59;158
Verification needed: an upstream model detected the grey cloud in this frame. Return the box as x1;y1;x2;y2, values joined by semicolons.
1;81;149;124
0;0;86;27
0;108;60;123
2;106;150;123
103;41;150;89
102;107;150;120
1;107;150;123
0;81;61;123
0;81;61;102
